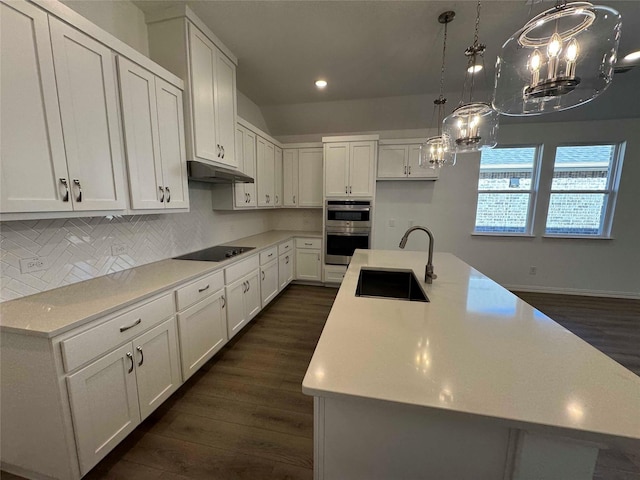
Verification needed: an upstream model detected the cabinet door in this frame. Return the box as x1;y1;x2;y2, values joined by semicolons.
283;149;299;207
214;48;237;168
243;130;257;207
261;259;279;307
0;1;71;213
50;18;126;211
156;77;190;209
188;23;217;162
257;138;275;207
279;253;294;290
225;277;247;339
118;57;163;210
274;147;283;207
296;249;321;282
324;143;349;197
349;142;376;197
133;318;181;420
406;144;438;179
378;145;408;178
244;270;262;321
299;148;323;207
177;290;228;380
234;126;247;207
67;343;140;475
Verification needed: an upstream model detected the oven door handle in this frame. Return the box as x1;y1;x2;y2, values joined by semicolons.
326;231;371;236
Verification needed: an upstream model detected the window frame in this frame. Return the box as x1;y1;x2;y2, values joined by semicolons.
473;144;543;237
543;142;625;239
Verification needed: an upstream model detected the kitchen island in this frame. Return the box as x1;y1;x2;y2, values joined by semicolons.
302;250;640;480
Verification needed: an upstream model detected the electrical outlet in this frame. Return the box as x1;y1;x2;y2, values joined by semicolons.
19;256;49;274
388;218;395;227
529;266;537;275
111;244;128;256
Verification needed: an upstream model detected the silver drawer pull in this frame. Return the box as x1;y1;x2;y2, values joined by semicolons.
198;284;210;293
262;270;265;281
60;178;69;202
159;186;165;203
268;253;273;257
166;187;171;203
136;345;144;366
305;243;312;246
221;295;226;308
73;179;82;202
120;318;142;332
126;352;134;373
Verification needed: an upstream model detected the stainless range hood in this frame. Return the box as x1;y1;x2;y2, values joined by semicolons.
187;160;254;184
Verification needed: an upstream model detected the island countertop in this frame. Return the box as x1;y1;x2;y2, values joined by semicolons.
302;250;640;443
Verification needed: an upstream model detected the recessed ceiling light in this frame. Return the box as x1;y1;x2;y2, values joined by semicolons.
467;64;483;74
315;79;327;89
622;50;640;62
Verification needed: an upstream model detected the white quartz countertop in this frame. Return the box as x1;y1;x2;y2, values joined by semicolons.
0;230;321;338
303;250;640;443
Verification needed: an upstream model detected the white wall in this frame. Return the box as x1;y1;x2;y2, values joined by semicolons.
61;0;149;56
237;91;271;134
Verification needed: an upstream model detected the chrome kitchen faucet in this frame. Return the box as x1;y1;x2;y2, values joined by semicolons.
399;226;437;284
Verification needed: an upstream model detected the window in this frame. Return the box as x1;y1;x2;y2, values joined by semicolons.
474;146;540;234
545;144;624;237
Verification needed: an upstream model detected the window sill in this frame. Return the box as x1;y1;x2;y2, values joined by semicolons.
542;235;614;240
471;233;535;238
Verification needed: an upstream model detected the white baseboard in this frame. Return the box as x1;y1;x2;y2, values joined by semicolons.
504;284;640;300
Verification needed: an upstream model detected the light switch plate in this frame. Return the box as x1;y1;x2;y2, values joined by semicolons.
19;256;50;274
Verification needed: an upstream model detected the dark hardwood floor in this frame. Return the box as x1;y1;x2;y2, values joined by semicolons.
2;286;638;479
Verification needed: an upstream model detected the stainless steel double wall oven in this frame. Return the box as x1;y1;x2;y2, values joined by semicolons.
325;200;372;265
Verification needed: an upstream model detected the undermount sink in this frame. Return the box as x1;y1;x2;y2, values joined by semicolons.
355;268;429;302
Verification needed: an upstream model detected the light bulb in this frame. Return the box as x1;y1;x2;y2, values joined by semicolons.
530;50;541;71
547;33;562;58
566;39;579;62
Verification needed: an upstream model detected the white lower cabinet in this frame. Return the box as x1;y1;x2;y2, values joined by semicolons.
295;238;322;282
177;289;227;381
261;259;279;307
225;269;261;339
66;317;180;475
279;252;294;290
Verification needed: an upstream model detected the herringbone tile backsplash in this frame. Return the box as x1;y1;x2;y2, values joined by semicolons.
0;185;317;302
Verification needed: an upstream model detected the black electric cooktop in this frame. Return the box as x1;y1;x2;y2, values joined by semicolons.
174;245;255;262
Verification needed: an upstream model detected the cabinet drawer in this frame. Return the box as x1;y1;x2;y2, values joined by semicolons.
260;246;278;265
278;239;293;256
175;270;224;312
225;254;259;284
61;293;174;373
324;265;347;284
296;237;321;249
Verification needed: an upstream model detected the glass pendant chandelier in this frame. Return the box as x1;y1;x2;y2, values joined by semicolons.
419;11;455;169
493;1;622;116
442;1;499;155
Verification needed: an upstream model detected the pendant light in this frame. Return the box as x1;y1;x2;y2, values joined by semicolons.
493;1;622;116
442;1;499;155
419;11;455;169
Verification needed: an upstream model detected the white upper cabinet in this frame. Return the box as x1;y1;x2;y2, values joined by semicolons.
298;148;323;207
49;17;126;211
118;57;188;210
324;139;376;198
257;137;275;207
234;125;258;208
283;149;299;207
0;1;70;213
378;142;438;180
186;23;236;169
274;147;283;207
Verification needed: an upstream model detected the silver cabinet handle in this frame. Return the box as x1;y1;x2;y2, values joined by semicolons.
349;186;352;194
408;166;411;175
275;195;279;204
248;193;251;203
245;193;249;203
221;146;225;159
293;194;296;204
198;284;210;293
73;179;82;202
221;295;225;308
247;281;250;292
262;270;266;281
217;144;221;158
166;187;171;203
404;165;407;175
126;352;134;373
242;281;247;293
136;345;144;366
268;253;273;257
305;242;312;246
120;318;142;332
345;186;348;194
60;178;69;202
317;253;320;261
159;186;165;203
286;256;289;264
